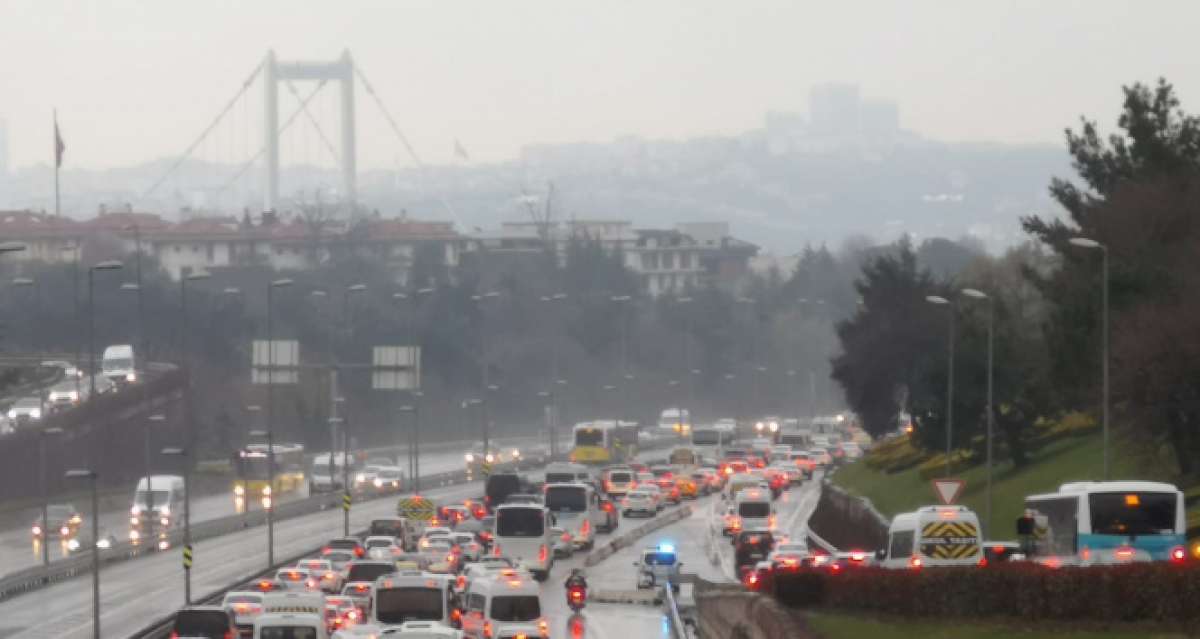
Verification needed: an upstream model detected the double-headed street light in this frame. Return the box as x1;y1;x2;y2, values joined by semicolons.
926;295;955;478
961;288;994;537
264;278;293;567
1069;237;1110;479
88;261;123;399
160;446;191;603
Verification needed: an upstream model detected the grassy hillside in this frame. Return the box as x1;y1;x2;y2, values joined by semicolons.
833;431;1160;537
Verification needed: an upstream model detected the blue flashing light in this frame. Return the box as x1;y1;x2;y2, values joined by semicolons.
658;543;675;554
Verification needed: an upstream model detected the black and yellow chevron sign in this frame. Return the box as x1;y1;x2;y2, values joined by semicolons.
342;493;352;512
920;521;980;559
182;544;193;569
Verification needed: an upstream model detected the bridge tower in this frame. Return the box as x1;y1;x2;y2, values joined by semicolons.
262;49;357;215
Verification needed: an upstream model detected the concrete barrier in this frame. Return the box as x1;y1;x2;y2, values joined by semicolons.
693;576;814;639
584;504;693;567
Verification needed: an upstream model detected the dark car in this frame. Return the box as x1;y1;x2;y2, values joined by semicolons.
484;472;524;511
32;503;82;540
733;530;776;570
344;559;396;584
171;606;238;639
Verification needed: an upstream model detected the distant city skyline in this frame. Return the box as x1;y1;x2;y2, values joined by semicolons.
2;1;1196;172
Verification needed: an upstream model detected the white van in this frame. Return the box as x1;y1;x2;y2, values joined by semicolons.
131;475;185;531
491;504;553;581
880;505;983;569
543;483;603;550
371;570;459;629
460;569;546;639
102;344;137;385
310;452;352;493
255;592;327;639
543;462;591;486
733;488;775;532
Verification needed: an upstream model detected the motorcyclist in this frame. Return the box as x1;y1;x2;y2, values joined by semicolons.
564;567;588;591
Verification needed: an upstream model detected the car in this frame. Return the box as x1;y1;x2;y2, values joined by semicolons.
32;503;83;541
634;543;682;592
363;535;403;560
372;466;404;493
46;379;85;408
450;532;483;561
324;549;356;571
768;542;809;571
7;396;43;425
640;484;665;511
504;493;542;505
421;538;459;573
343;559;397;584
743;560;774;591
323;537;366;559
439;504;471;527
597;497;619;532
733;530;776;571
419;527;453;550
770;461;802;485
459;557;518;592
810;448;833;468
274;566;318;591
551;526;575;558
353;465;384;492
459;567;546;639
790;452;816;479
170;605;239;639
829;550;875;571
982;540;1025;565
220;591;265;637
341;581;375;609
296;558;343;593
622;490;657;517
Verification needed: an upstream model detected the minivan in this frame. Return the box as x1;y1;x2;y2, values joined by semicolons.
491;504;553;580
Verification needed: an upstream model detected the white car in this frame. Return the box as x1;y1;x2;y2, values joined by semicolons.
274;566;317;591
363;536;403;560
295;558;343;593
640;484;665;511
621;490;658;517
450;532;482;562
7;397;43;424
220;591;265;634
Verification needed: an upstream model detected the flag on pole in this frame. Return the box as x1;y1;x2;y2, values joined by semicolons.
54;113;66;168
453;139;469;162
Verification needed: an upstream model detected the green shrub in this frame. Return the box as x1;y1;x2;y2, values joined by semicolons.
916;449;976;480
864;436;928;474
1030;411;1097;447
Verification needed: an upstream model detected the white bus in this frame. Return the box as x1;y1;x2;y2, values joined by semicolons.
1020;481;1187;566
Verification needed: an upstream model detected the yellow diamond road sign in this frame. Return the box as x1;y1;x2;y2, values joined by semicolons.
398;496;435;521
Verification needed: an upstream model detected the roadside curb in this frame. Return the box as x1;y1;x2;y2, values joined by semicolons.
584;504;693;567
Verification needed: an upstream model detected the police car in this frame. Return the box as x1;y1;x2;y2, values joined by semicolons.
633;543;682;592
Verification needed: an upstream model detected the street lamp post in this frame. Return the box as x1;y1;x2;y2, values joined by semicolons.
88;261;123;400
472;291;501;458
962;288;994;536
408;287;434;483
38;427;64;568
265;278;293;567
65;468;100;639
241;404;260;522
179;271;210;549
676;296;694;416
540;293;567;455
161;446;191;603
610;295;632;422
61;244;82;400
145;413;166;547
926;295;955;478
1069;237;1110;479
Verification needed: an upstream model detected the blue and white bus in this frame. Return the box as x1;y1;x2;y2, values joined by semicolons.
1020;481;1187;566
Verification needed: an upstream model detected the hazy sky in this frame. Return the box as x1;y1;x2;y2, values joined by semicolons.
3;0;1198;171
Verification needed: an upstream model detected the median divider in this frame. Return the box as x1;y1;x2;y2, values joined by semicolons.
584;504;693;567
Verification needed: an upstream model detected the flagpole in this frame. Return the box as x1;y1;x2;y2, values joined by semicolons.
54;110;61;218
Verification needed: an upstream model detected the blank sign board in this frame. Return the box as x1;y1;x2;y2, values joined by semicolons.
251;340;300;384
373;345;420;390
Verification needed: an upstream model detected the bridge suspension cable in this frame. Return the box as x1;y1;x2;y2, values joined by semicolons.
354;64;461;224
143;61;264;198
217;80;330;195
284;79;340;164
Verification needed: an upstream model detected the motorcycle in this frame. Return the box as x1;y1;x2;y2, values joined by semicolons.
566;583;588;612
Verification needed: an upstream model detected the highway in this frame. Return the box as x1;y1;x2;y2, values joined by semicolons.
0;440;534;579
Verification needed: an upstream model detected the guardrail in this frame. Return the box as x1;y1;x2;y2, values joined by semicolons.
663;579;690;639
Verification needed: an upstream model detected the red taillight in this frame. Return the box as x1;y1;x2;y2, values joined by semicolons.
484;621;494;639
538;544;548;563
451;608;462;622
223;632;234;639
1114;546;1135;561
829;562;842;573
493;543;502;557
909;555;922;570
1080;547;1091;561
354;547;364;557
581;519;591;535
170;633;180;639
1171;546;1186;563
321;546;331;554
602;502;613;512
977;557;988;568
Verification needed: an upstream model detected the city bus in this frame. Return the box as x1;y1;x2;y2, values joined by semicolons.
569;420;638;464
1019;481;1187;566
232;443;306;512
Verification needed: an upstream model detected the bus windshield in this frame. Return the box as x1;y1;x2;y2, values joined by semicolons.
691;430;719;446
1089;492;1177;536
575;429;603;446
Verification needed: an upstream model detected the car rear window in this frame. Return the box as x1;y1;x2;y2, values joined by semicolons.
173;610;230;636
739;502;771;518
347;562;394;583
490;595;541;622
609;472;632;483
259;627;318;639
